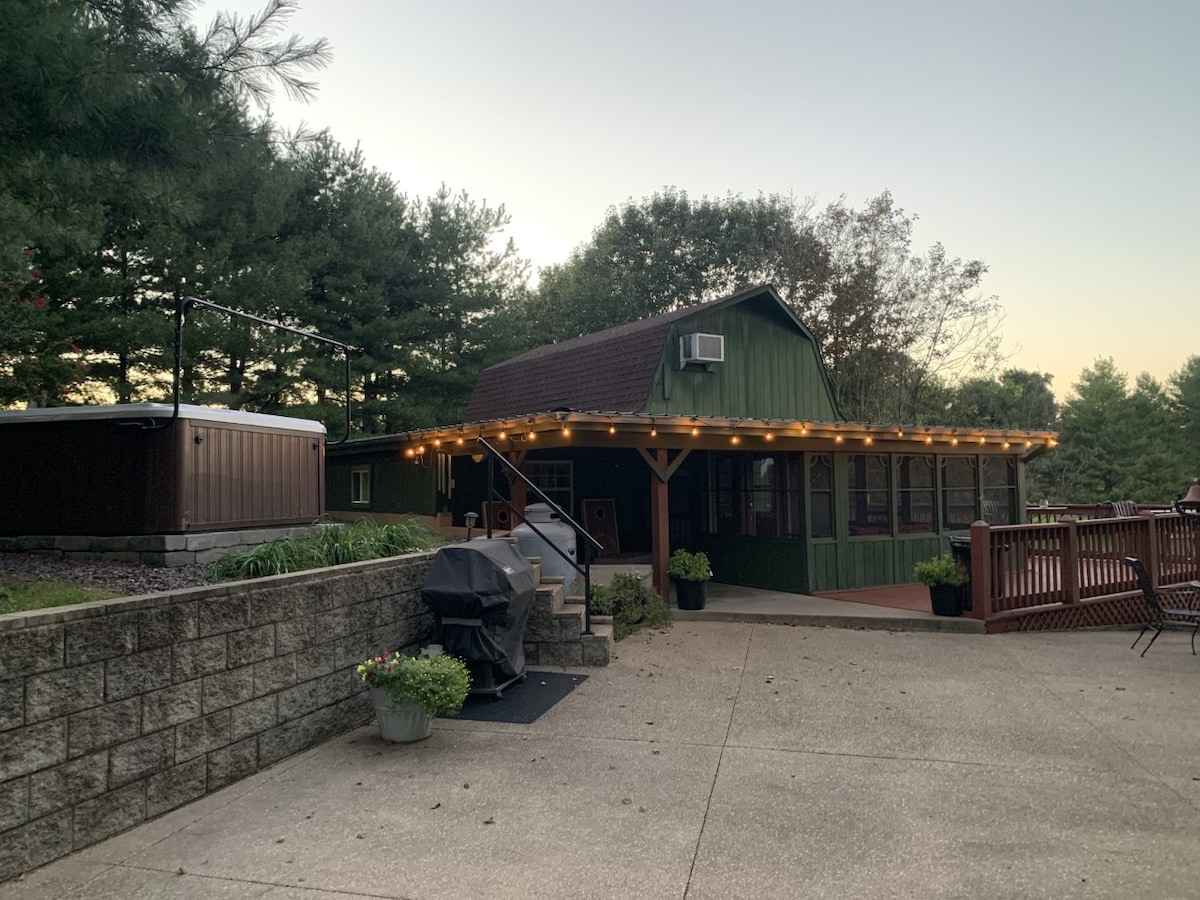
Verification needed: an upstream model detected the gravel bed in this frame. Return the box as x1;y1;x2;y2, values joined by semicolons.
0;553;209;598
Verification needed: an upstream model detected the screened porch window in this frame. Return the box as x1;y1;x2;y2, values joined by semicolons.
809;454;833;538
981;457;1017;524
941;457;977;529
707;452;803;536
897;456;935;533
848;454;890;536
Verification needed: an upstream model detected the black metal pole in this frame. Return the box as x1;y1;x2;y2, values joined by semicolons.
486;456;495;539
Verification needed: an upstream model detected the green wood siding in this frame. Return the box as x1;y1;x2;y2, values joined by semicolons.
808;542;840;593
842;538;894;589
700;534;808;591
643;301;840;421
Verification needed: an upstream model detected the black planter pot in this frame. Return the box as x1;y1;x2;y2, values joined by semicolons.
674;578;707;611
928;583;964;617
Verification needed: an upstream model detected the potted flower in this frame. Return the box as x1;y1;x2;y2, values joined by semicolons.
667;548;712;611
356;648;471;743
913;554;967;617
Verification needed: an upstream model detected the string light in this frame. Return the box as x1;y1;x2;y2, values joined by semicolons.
608;422;616;435
925;435;933;445
835;434;844;444
498;430;507;440
731;434;741;445
650;419;657;438
765;430;774;441
864;436;873;445
951;437;959;446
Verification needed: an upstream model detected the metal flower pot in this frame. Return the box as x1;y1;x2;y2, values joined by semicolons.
369;688;433;743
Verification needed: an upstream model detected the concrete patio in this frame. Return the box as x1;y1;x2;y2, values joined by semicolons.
2;621;1197;899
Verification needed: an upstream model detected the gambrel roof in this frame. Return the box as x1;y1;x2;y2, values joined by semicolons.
465;284;842;422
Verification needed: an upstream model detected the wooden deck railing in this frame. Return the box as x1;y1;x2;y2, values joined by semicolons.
970;512;1199;628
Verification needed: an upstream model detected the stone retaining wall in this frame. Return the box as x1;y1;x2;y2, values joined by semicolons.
0;526;323;567
0;551;437;882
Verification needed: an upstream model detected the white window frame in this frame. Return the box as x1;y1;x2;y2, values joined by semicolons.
351;466;371;506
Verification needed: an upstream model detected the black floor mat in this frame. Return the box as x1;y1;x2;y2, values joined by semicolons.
454;671;588;724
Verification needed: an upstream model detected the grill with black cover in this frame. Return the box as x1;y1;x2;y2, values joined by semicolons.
420;540;536;697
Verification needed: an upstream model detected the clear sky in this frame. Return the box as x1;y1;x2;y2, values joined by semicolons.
211;0;1198;401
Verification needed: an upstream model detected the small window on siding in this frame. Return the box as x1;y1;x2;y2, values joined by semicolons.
351;466;371;506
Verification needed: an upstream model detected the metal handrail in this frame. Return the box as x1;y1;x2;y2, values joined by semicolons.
477;437;604;634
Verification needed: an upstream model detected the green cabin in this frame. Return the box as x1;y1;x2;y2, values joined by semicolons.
327;285;1055;597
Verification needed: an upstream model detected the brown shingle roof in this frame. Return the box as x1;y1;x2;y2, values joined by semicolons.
465;288;769;421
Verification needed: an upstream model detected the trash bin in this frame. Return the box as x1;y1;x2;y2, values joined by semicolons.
420;540;536;697
948;535;972;612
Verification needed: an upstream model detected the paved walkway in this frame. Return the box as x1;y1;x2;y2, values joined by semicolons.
4;620;1197;899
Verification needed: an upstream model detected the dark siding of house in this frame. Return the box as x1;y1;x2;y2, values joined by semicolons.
699;534;809;591
644;301;840;421
327;454;438;517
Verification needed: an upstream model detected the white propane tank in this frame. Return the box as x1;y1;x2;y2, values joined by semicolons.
512;503;581;594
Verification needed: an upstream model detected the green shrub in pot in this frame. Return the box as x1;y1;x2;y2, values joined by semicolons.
666;549;712;582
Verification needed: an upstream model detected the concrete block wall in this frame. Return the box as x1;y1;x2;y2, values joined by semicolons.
0;526;324;567
0;551;438;882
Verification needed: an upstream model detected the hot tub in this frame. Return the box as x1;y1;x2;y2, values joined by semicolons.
0;403;326;537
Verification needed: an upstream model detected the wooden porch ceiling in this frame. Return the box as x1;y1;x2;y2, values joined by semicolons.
390;412;1059;461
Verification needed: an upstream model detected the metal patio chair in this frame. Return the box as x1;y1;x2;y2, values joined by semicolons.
1122;557;1200;656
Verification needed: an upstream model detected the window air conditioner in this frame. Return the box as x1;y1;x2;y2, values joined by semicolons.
680;332;725;367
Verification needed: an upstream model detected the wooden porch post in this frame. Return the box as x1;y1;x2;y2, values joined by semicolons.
1060;515;1080;603
650;448;670;602
969;520;991;621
